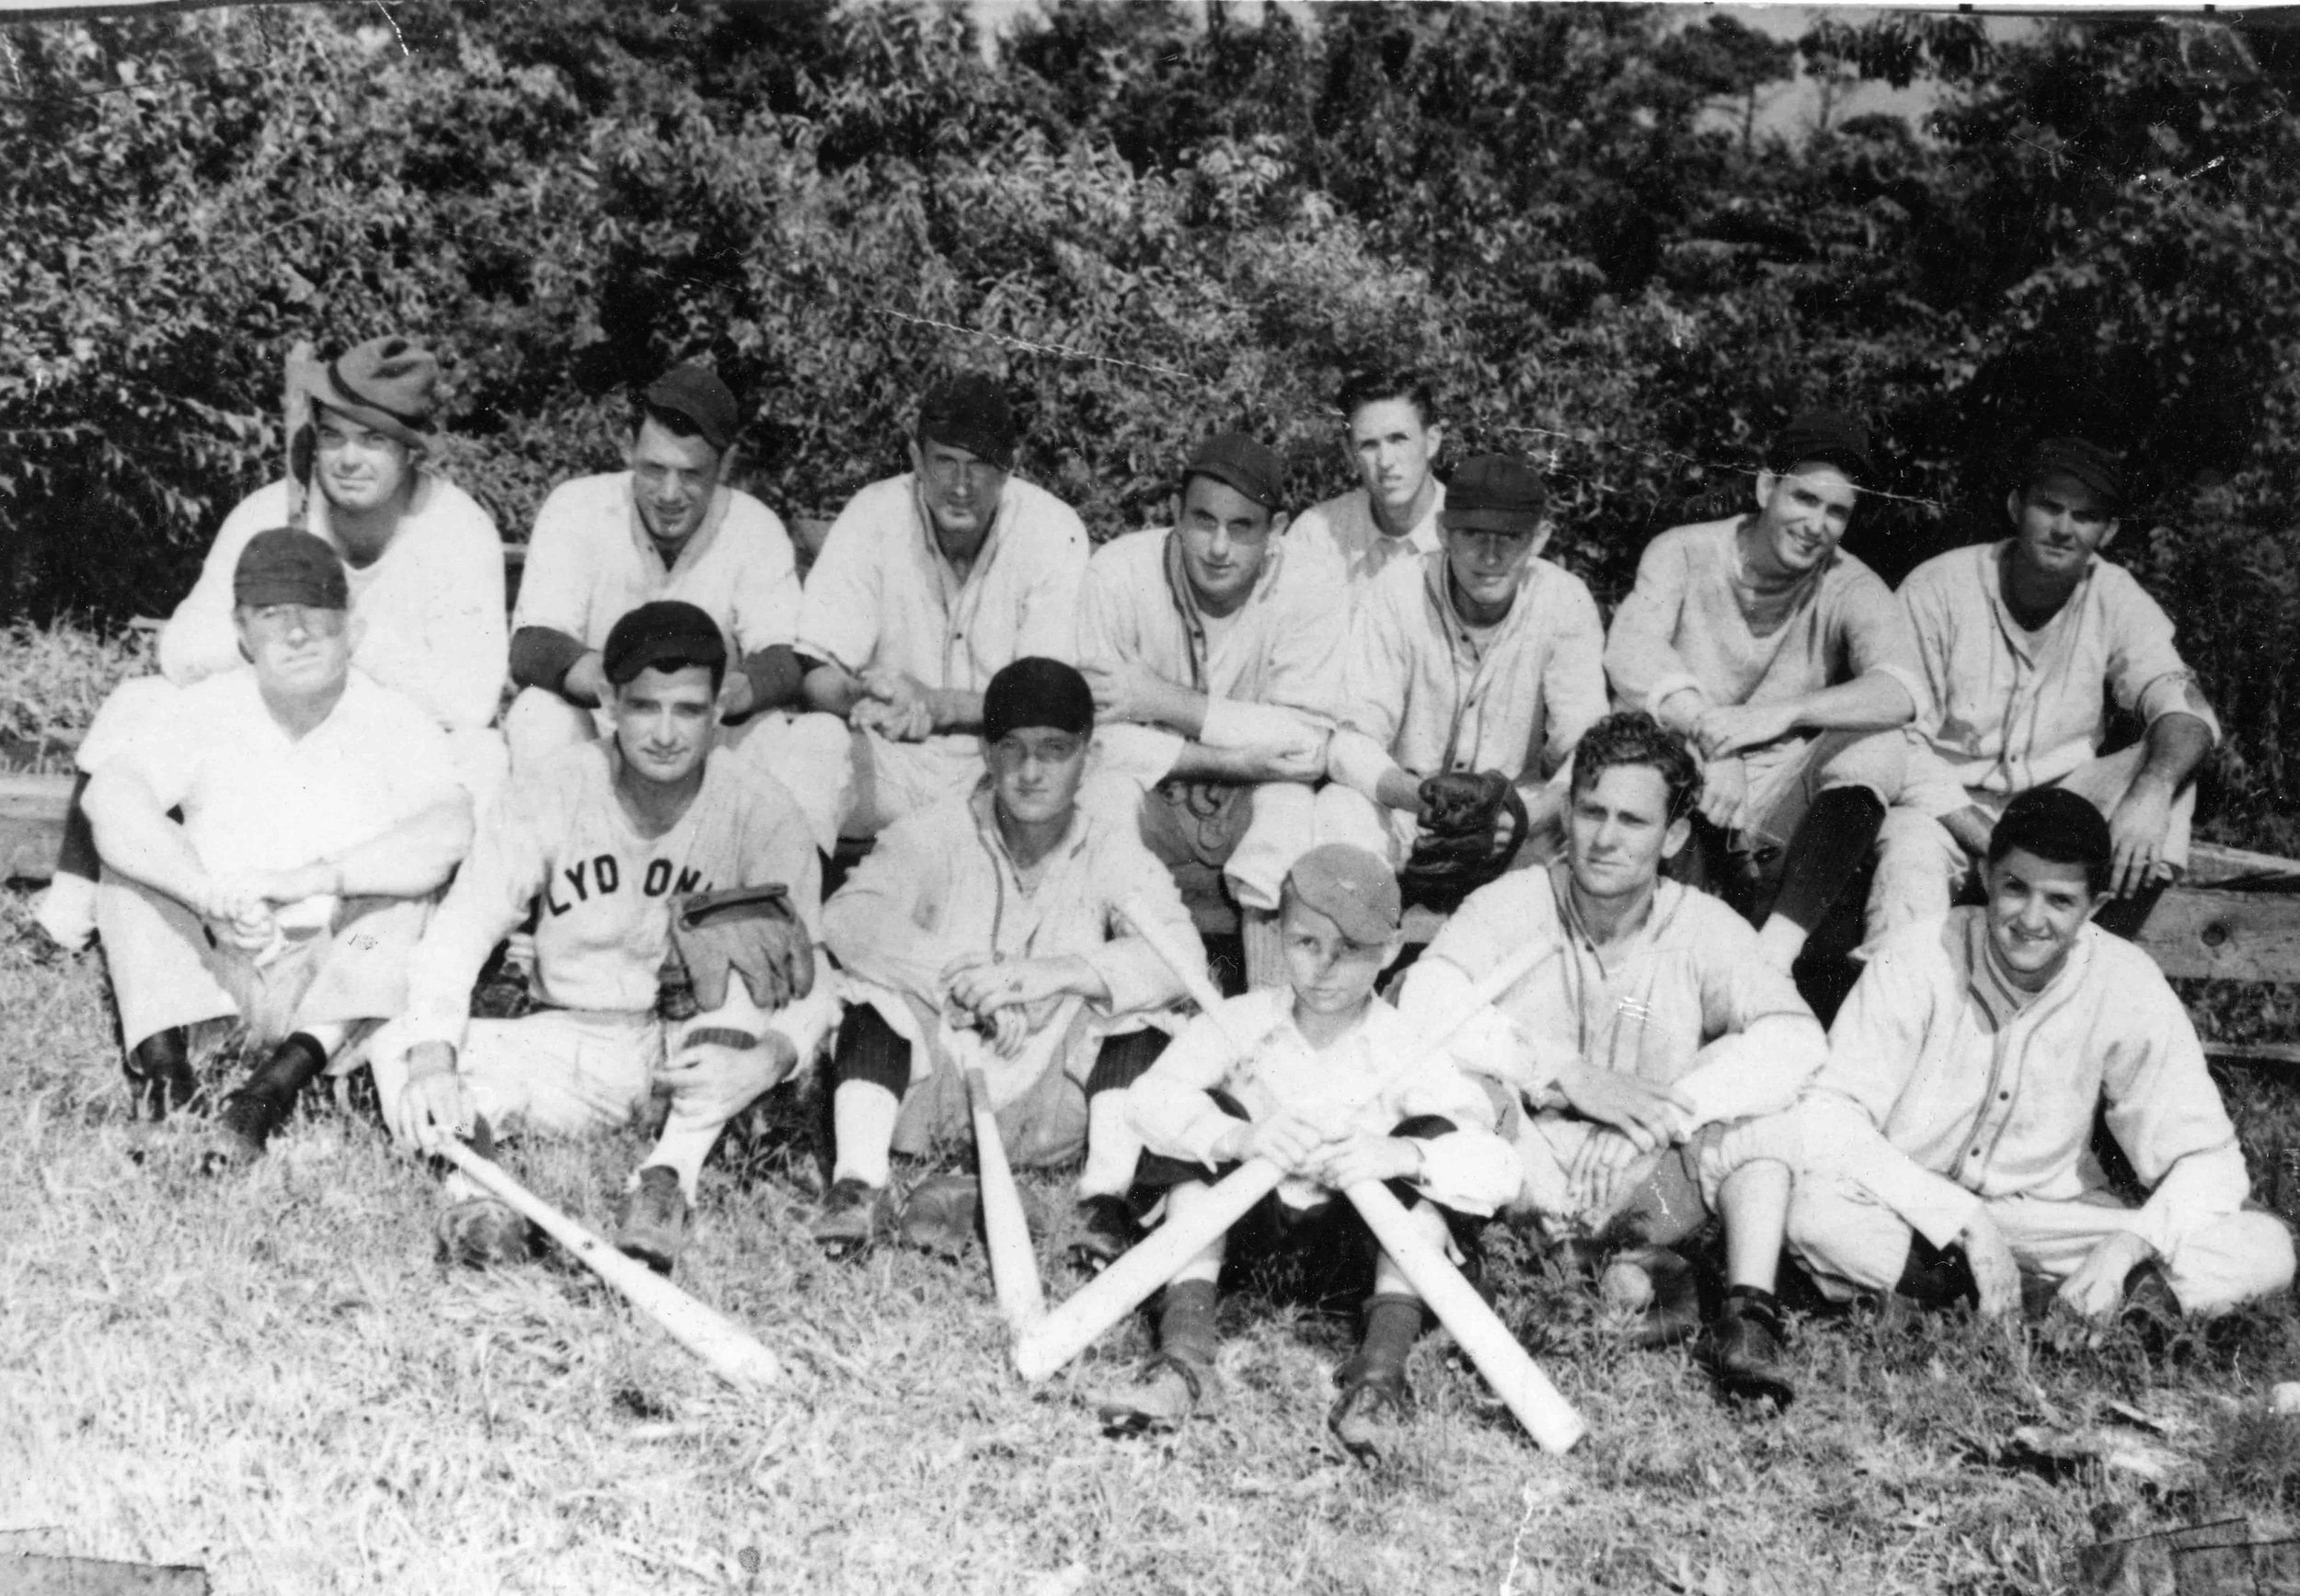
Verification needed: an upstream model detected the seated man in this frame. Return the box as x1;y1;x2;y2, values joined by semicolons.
377;601;835;1272
40;335;505;947
782;373;1089;844
81;530;473;1152
1871;438;2217;941
811;658;1206;1266
1100;844;1519;1460
1078;431;1346;987
1784;787;2292;1319
1320;454;1607;908
1398;713;1827;1404
1288;366;1447;591
505;363;814;835
1604;409;1921;970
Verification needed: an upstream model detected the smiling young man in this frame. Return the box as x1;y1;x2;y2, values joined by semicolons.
1288;367;1447;591
1077;432;1348;988
1778;787;2290;1319
80;530;473;1151
376;601;833;1271
1870;439;2219;941
811;657;1205;1264
1605;409;1922;971
776;374;1089;847
1319;454;1608;907
1399;713;1827;1403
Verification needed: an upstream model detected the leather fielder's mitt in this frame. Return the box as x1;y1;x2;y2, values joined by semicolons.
659;883;814;1024
1402;770;1531;906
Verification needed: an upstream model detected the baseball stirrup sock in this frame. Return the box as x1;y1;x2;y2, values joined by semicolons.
829;1080;901;1189
1156;1279;1220;1366
1769;787;1886;932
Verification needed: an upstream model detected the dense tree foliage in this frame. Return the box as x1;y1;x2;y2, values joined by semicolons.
3;3;2295;838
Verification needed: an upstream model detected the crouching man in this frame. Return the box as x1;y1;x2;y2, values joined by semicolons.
1398;713;1827;1404
811;658;1207;1266
379;601;836;1272
1783;787;2293;1320
82;530;472;1154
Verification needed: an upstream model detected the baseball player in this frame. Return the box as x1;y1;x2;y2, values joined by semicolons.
1397;713;1827;1405
777;373;1090;844
1098;844;1518;1460
38;335;506;949
811;658;1206;1269
376;600;833;1272
1287;367;1447;590
1869;438;2218;942
1777;787;2291;1320
1077;431;1347;989
1604;409;1922;971
1318;454;1608;909
79;530;473;1158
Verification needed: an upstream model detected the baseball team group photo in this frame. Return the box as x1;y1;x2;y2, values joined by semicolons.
8;4;2300;1593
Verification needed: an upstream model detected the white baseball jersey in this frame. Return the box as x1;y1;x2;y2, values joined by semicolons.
1287;481;1445;591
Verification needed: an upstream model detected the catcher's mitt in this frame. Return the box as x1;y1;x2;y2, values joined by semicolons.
1402;770;1532;907
658;883;814;1022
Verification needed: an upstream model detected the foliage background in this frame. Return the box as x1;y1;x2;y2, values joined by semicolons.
4;1;2296;843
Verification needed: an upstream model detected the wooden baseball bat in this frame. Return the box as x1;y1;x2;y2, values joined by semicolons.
436;1141;782;1392
967;1062;1046;1331
283;339;316;532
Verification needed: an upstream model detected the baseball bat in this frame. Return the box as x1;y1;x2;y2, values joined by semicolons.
436;1140;782;1392
283;339;315;532
967;1062;1046;1331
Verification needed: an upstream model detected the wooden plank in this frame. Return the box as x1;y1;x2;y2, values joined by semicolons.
0;772;72;884
2205;1042;2300;1070
2186;841;2300;891
2134;884;2300;982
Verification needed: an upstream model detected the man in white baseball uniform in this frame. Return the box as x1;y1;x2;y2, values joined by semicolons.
39;336;506;948
1604;410;1922;971
1288;367;1446;591
780;373;1090;843
1870;439;2218;943
1399;713;1826;1404
1781;787;2290;1319
1320;454;1608;908
1077;431;1346;989
81;530;473;1156
811;658;1207;1267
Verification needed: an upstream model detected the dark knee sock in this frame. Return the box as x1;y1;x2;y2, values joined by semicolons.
1086;1028;1169;1097
1769;787;1886;933
240;1031;330;1105
1156;1278;1220;1365
1355;1292;1426;1376
830;1005;912;1097
54;774;99;882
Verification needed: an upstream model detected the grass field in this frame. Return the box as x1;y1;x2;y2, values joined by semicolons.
7;885;2300;1595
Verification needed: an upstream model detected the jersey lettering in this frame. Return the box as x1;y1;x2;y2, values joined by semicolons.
643;858;673;897
593;854;620;894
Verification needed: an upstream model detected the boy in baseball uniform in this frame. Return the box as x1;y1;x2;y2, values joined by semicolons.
779;373;1090;844
811;658;1207;1268
81;530;474;1155
1098;843;1518;1460
380;601;834;1272
1870;439;2218;941
40;336;506;947
1399;713;1826;1405
1319;454;1608;908
1288;367;1447;591
1077;431;1348;988
1604;409;1923;970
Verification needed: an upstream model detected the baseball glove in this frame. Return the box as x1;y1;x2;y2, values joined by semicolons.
659;883;814;1021
1401;770;1532;907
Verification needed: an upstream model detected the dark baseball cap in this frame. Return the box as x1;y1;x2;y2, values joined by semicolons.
1183;431;1285;511
2019;437;2124;511
235;527;349;610
642;363;741;453
982;657;1093;743
1768;408;1874;487
1284;843;1402;945
603;600;729;686
917;373;1018;470
1441;455;1548;536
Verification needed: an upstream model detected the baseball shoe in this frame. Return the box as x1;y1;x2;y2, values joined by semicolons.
1069;1194;1142;1272
1710;1287;1795;1408
898;1173;980;1259
1098;1351;1221;1434
122;1028;199;1122
613;1166;691;1275
436;1198;538;1269
1627;1247;1705;1349
811;1177;894;1258
1328;1364;1412;1464
199;1034;328;1173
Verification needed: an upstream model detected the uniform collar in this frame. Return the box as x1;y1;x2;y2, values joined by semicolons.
1985;540;2096;659
1419;547;1532;644
912;474;1014;584
1159;527;1287;689
626;478;730;579
966;780;1091;874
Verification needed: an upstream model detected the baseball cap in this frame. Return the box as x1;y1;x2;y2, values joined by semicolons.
1183;431;1285;511
1768;408;1874;487
917;373;1018;470
298;335;438;452
235;527;349;610
1441;455;1548;536
2019;437;2124;511
642;363;741;453
981;657;1093;743
1284;844;1402;945
602;600;729;686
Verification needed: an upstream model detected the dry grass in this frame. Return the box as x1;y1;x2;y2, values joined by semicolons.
0;617;153;760
6;884;2300;1595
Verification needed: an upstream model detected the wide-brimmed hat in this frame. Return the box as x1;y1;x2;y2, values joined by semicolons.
295;336;439;451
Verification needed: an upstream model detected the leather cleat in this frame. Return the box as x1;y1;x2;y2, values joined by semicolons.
614;1166;691;1275
1709;1288;1795;1408
437;1197;539;1269
198;1093;276;1174
123;1028;200;1122
197;1034;328;1171
1098;1351;1221;1434
1069;1193;1142;1272
899;1173;980;1259
1629;1247;1705;1349
1328;1365;1412;1463
811;1177;895;1258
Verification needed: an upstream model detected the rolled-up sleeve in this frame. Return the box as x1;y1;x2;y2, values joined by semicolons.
1836;570;1927;727
728;501;803;655
793;500;885;674
1539;572;1610;775
1604;532;1702;715
2103;983;2251;1257
2105;577;2221;746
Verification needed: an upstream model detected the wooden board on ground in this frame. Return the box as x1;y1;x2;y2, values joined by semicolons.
2;773;72;885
